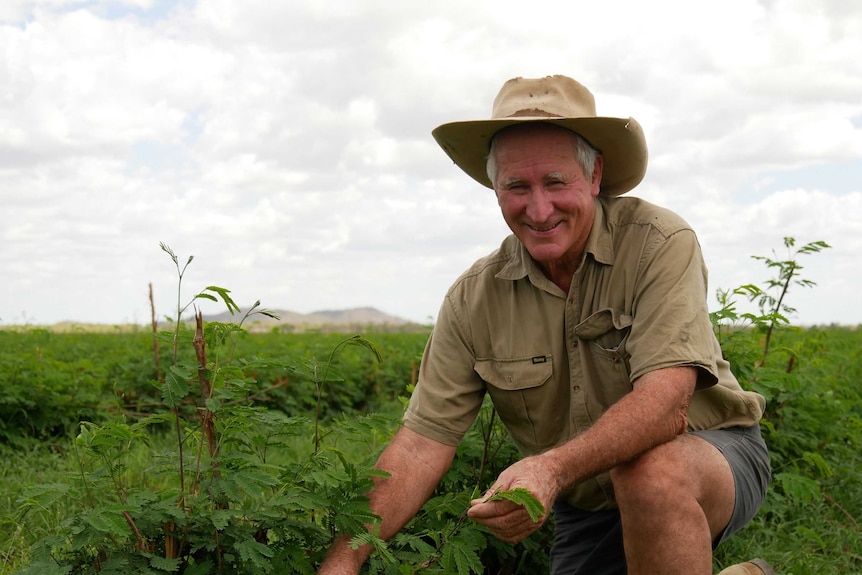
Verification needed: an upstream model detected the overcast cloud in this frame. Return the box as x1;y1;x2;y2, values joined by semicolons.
2;0;861;327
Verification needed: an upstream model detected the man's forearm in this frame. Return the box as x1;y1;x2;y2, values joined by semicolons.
318;427;457;573
538;366;695;495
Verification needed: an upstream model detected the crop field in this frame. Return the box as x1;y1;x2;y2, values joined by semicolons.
1;322;860;574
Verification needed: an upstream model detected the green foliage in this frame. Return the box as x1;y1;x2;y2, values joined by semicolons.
3;246;393;574
711;237;831;362
710;238;862;574
0;330;151;441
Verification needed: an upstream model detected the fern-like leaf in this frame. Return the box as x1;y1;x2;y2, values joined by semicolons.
486;487;545;522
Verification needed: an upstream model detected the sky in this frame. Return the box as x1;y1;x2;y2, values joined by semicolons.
1;0;861;328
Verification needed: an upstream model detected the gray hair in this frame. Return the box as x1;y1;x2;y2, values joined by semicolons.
485;127;599;188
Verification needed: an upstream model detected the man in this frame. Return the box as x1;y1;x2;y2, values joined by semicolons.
318;75;772;575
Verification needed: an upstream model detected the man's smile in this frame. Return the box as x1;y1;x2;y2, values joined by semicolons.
527;221;562;233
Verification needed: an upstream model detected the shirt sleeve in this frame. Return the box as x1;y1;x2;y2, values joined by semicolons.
402;292;487;446
626;227;720;389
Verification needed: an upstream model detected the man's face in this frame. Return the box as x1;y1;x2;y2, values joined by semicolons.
492;124;603;278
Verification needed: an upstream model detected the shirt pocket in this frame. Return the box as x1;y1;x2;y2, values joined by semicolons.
573;308;633;414
474;355;562;450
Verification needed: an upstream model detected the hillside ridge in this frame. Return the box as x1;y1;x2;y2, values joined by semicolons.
206;305;415;327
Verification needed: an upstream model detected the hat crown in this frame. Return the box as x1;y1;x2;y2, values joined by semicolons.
492;75;597;120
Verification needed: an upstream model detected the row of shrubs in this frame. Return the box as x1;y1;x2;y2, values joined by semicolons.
0;328;429;442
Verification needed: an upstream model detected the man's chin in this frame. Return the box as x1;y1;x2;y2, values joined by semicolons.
526;246;565;265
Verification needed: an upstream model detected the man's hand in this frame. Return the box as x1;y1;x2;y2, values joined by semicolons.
466;455;559;543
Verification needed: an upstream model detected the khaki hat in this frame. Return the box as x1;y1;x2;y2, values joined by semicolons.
431;75;648;197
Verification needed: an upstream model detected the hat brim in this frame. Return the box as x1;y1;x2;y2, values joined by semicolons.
431;116;648;197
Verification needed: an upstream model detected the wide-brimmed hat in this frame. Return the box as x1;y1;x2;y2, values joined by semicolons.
431;75;648;197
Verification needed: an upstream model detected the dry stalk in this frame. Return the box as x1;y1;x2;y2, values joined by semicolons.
164;521;179;559
122;511;149;552
149;282;162;382
193;310;218;461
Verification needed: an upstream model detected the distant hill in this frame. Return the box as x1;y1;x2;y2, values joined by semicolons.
204;306;426;333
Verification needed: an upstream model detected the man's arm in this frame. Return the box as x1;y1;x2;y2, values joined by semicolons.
467;366;696;542
317;426;457;574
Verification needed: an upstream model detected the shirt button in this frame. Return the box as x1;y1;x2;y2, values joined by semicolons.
572;341;579;348
573;385;581;392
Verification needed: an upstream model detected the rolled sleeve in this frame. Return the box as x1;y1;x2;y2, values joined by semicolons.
403;295;486;446
626;228;719;389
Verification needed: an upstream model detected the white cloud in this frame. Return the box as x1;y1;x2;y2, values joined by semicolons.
1;0;862;326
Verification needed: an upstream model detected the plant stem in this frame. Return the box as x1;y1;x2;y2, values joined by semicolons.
762;261;796;362
476;406;497;491
149;282;161;382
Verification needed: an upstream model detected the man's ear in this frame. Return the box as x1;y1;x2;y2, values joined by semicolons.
591;155;604;196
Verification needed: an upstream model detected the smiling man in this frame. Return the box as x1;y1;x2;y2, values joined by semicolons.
492;124;601;292
318;75;773;575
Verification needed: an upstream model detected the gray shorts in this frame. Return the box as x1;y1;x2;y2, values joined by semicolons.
549;425;771;575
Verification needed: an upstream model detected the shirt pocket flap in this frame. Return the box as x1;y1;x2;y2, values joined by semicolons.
573;308;633;340
475;356;553;391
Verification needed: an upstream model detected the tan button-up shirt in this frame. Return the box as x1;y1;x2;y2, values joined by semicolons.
404;196;765;510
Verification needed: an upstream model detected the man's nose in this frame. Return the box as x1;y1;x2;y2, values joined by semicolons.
525;189;554;222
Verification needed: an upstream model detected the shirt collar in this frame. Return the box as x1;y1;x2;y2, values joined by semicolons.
586;197;615;266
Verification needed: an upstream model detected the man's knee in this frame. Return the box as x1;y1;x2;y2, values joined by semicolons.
609;439;691;507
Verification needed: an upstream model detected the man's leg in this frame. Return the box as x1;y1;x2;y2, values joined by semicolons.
550;504;625;575
609;426;770;575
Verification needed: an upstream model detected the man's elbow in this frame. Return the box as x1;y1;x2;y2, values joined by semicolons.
674;410;689;436
673;397;691;436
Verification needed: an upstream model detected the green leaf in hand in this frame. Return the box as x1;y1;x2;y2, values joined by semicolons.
486;487;546;522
